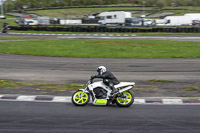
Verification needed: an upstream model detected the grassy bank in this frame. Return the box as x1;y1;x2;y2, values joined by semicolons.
27;6;156;18
0;39;200;58
27;6;200;18
0;80;84;92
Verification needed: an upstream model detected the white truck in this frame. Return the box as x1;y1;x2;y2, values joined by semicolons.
163;15;200;26
184;13;200;17
98;11;132;25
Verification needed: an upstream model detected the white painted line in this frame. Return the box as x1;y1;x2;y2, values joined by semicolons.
134;99;146;104
162;99;183;104
44;34;50;35
108;34;114;36
51;34;56;36
17;95;36;101
100;34;106;36
0;95;3;99
57;34;63;36
93;34;98;36
12;33;21;34
52;96;71;102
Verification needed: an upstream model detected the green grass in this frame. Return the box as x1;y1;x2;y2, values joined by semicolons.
0;80;84;91
4;15;17;19
0;80;18;88
0;39;200;58
0;19;18;27
0;80;52;88
27;6;200;18
0;36;35;40
185;86;200;91
147;79;174;82
41;83;86;92
27;6;157;18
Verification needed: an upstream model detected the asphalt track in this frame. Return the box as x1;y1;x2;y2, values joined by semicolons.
0;33;200;133
0;53;200;83
1;32;200;41
0;101;199;133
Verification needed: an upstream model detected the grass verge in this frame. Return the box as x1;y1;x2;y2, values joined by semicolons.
0;80;84;91
147;79;174;82
0;39;200;58
0;80;18;88
185;86;200;91
0;36;37;40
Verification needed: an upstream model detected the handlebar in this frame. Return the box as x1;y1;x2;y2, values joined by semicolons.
86;79;93;85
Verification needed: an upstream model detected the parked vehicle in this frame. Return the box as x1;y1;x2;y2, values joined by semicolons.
60;19;82;25
1;23;10;33
164;15;200;26
184;13;200;17
37;17;50;25
24;19;38;25
98;11;132;25
0;15;6;19
125;17;141;26
192;20;200;26
72;79;135;107
143;19;154;26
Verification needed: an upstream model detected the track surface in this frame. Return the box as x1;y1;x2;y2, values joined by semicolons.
0;53;199;83
0;101;199;133
0;33;200;132
1;33;200;41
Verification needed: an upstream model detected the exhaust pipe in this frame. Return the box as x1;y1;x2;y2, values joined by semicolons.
119;86;133;93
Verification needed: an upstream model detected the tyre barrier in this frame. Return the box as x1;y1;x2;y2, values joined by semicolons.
10;26;200;33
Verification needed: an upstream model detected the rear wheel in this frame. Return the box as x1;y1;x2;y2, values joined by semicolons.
72;90;90;106
116;91;134;107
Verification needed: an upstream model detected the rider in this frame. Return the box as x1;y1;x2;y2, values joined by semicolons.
2;23;10;33
91;66;120;95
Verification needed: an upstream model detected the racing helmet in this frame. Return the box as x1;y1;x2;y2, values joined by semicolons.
97;66;106;75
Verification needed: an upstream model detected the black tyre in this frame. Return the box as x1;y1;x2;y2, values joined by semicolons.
72;90;90;106
116;91;134;107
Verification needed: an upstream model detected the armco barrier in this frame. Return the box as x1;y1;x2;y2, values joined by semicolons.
10;26;200;33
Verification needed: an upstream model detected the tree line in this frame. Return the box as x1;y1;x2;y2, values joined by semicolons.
3;0;200;12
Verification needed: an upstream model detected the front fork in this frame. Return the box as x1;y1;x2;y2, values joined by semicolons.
80;87;89;97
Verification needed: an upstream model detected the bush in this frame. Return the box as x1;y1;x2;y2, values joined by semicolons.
156;0;167;8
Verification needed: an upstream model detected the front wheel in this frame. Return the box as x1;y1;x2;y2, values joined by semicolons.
72;90;90;106
116;91;134;107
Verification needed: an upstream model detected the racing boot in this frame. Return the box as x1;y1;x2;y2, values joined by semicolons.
110;87;118;96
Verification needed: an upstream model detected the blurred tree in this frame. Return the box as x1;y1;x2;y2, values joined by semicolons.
4;0;15;11
156;0;166;8
192;0;200;6
146;0;158;6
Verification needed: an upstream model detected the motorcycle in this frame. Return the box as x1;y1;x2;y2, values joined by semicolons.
1;24;10;34
72;79;135;107
1;27;9;33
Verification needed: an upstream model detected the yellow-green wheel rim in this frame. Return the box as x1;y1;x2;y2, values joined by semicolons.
73;91;88;105
116;92;132;105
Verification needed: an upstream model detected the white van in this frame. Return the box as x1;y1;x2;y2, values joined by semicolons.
98;11;132;25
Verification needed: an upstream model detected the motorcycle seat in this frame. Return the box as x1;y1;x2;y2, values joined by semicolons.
114;82;135;88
